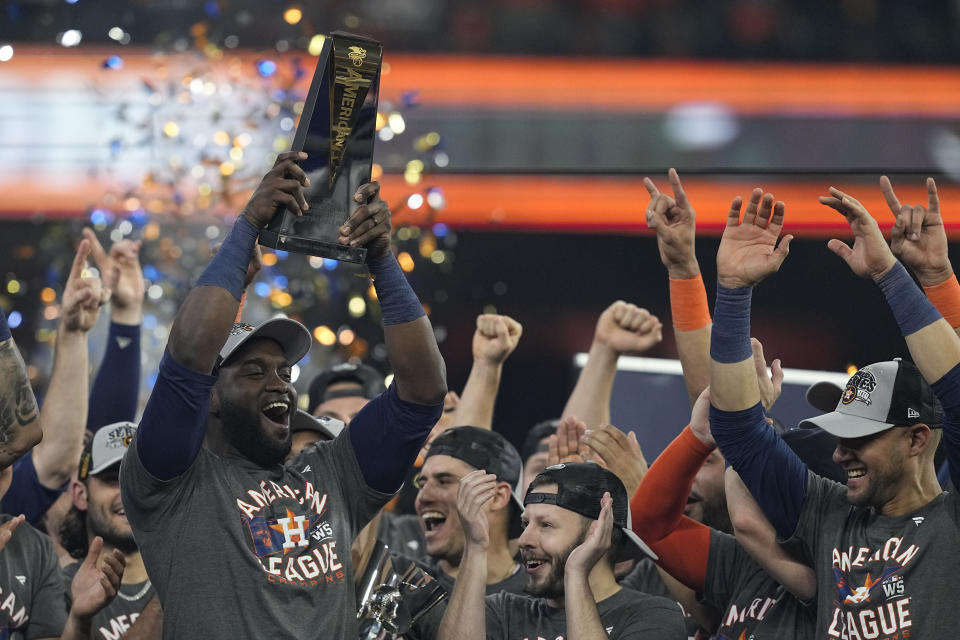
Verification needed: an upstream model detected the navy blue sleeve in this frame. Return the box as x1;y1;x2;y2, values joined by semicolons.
931;362;960;491
348;383;442;493
87;322;141;432
0;453;66;525
135;351;217;480
710;402;809;538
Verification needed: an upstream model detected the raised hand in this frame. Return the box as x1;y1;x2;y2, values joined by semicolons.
213;242;263;289
62;239;110;333
689;387;714;447
716;190;792;289
456;470;498;550
644;168;699;279
82;228;145;325
240;151;309;228
338;182;392;259
594;301;663;355
820;187;897;281
564;492;614;577
881;176;952;286
472;314;523;365
751;338;783;412
548;416;587;466
70;536;126;619
581;425;647;496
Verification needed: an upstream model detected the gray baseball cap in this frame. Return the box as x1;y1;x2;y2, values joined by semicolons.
800;359;942;438
291;410;345;440
217;317;312;369
80;421;137;481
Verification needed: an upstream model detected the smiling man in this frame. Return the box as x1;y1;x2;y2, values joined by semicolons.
119;154;447;639
437;462;685;640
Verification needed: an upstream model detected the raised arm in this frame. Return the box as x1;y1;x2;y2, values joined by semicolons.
645;169;711;406
437;470;493;640
708;189;808;538
561;301;662;428
881;176;960;338
135;152;309;479
342;182;446;492
32;240;108;490
0;308;40;469
821;185;960;486
62;536;126;640
83;230;144;432
450;314;522;429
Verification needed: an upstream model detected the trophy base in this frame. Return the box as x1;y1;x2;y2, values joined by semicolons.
259;228;368;264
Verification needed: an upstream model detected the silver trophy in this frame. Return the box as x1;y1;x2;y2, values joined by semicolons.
357;542;446;639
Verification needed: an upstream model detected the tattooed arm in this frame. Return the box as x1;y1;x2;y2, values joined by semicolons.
0;312;41;470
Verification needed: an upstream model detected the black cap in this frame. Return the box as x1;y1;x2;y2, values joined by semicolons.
307;362;386;414
521;419;559;462
525;462;656;561
426;426;524;536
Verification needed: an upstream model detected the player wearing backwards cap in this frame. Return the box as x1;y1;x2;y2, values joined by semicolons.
438;462;686;639
119;153;447;639
61;422;161;639
708;179;960;637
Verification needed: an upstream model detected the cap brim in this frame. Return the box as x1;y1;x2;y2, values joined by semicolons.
222;317;312;366
620;528;658;562
291;410;344;440
88;457;123;476
507;491;525;539
805;381;843;414
800;410;895;439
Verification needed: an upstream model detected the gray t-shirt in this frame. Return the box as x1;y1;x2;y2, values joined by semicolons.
703;530;815;639
405;554;526;639
62;561;156;639
0;514;66;638
485;588;687;639
790;470;960;638
120;430;390;639
620;558;703;638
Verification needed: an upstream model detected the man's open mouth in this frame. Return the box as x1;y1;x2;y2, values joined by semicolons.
421;511;446;533
262;401;291;426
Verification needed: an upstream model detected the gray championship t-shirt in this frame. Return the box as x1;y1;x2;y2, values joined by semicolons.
485;588;687;640
62;561;156;639
120;430;390;638
405;554;526;640
620;558;703;638
0;514;66;638
790;470;960;638
703;530;815;639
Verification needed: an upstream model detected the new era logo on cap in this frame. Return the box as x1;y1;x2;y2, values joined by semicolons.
908;408;920;419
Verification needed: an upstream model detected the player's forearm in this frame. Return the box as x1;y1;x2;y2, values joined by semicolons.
168;217;257;374
923;272;960;340
0;310;41;469
372;252;447;405
87;322;141;432
33;327;88;487
669;274;713;406
631;426;713;541
437;543;487;640
709;284;760;412
724;468;816;601
123;594;163;639
561;340;617;428
61;609;93;640
563;574;606;640
451;359;502;429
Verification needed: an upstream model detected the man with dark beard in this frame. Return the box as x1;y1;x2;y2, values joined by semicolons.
437;462;685;640
120;153;447;639
62;422;161;638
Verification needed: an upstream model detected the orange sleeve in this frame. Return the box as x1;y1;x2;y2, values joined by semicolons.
647;516;712;591
631;426;715;542
924;274;960;328
669;274;712;331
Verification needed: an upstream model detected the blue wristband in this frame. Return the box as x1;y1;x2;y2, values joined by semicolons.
369;253;425;326
0;307;10;342
877;262;943;336
195;216;259;301
710;283;753;364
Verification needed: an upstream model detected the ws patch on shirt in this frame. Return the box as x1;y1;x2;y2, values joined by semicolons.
826;535;919;639
235;477;345;587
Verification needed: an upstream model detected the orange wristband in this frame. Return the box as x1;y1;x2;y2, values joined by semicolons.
235;291;247;323
924;274;960;328
669;273;712;331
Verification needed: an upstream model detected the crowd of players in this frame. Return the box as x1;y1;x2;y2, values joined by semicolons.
0;153;956;639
